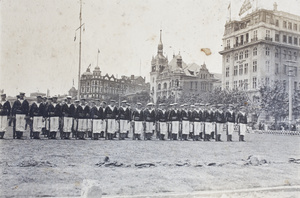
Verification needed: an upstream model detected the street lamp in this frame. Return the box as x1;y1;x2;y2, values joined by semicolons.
286;60;297;130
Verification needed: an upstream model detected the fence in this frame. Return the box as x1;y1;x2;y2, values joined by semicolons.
253;130;300;136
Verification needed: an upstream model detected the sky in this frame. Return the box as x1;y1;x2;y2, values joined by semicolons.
0;0;299;96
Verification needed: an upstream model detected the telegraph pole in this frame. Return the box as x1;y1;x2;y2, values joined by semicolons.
77;0;83;100
286;60;297;130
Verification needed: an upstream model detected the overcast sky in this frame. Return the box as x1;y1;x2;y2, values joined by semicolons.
1;0;299;96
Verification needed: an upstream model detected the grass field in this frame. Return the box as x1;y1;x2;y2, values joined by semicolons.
0;127;299;197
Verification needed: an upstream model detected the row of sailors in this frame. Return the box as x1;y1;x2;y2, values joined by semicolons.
0;92;248;141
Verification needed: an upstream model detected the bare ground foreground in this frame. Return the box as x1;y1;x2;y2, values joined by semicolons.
0;127;299;198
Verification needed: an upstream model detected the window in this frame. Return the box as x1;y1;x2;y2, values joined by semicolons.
283;50;287;59
253;77;257;89
234;66;238;76
163;82;167;89
275;63;279;74
275;20;279;27
289;51;292;59
225;81;229;89
244;63;248;74
227;39;230;47
226;67;230;77
266;61;270;72
239;64;243;75
234;81;238;89
288;22;292;29
158;84;161;90
253;30;257;40
226;55;230;63
236;37;239;46
294;52;297;61
238;80;243;88
283;21;287;28
294;81;298;90
284;65;287;74
265;77;270;85
190;82;193;89
294;24;298;31
245;50;249;58
283;35;287;43
244;79;248;90
266;30;270;38
294;37;298;45
283;80;286;91
239;51;243;59
235;53;238;60
275;48;279;58
253;47;257;56
275;34;279;42
266;47;270;56
289;36;292;44
253;61;257;72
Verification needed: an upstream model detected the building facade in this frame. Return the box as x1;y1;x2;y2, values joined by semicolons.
150;30;221;103
219;3;300;96
79;66;149;100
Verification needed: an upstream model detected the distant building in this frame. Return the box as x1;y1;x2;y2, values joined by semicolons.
79;66;149;100
30;92;46;97
219;2;300;96
68;87;77;98
150;30;221;103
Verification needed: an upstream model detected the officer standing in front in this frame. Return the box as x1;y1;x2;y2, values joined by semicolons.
0;94;11;139
12;92;29;139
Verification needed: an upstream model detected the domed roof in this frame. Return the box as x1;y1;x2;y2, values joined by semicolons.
69;86;77;92
82;68;92;76
94;66;100;71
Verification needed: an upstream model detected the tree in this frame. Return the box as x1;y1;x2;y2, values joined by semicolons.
258;80;288;124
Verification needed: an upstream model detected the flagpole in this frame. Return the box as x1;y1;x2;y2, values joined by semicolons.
77;0;82;100
97;50;99;67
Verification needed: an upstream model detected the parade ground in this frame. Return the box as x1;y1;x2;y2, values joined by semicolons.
0;128;299;197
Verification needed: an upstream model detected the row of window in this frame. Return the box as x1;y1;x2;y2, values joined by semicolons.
81;87;124;94
280;35;300;45
282;20;299;32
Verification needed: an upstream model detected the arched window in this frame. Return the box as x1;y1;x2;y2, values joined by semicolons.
283;50;287;59
163;82;167;89
253;47;257;56
275;48;279;58
175;79;179;87
158;84;161;90
235;53;238;60
288;51;292;59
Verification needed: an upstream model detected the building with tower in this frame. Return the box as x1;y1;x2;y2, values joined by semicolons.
79;65;149;101
219;2;300;97
150;30;221;103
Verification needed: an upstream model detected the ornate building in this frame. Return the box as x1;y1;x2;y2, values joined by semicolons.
150;30;221;103
219;2;300;95
79;65;149;100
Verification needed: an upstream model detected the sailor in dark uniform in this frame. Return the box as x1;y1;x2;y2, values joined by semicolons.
41;97;48;136
156;103;168;140
215;104;226;141
104;99;118;140
126;103;132;138
144;103;156;140
29;95;45;139
86;101;93;138
72;100;80;138
237;106;247;142
12;92;29;139
61;96;75;139
132;102;144;140
203;103;213;141
226;104;236;141
100;101;107;138
47;96;61;139
168;103;181;140
117;100;130;140
210;104;217;139
180;104;190;140
90;99;103;140
0;94;11;139
191;104;200;141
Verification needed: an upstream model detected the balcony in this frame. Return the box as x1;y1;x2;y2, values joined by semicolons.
265;37;273;41
224;46;231;50
251;37;258;42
